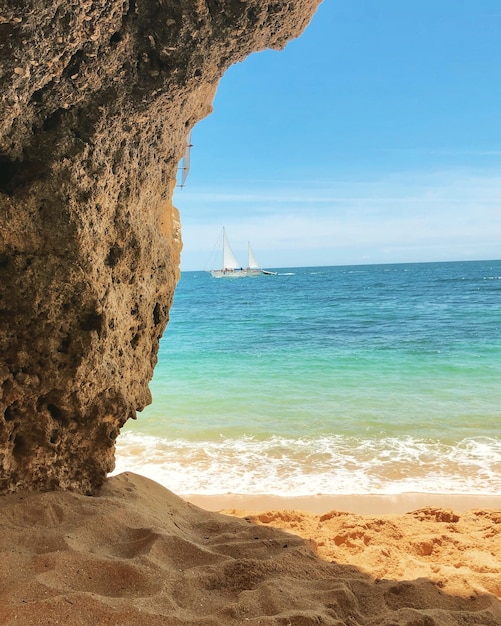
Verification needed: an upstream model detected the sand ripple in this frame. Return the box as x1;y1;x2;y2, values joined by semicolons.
0;473;500;625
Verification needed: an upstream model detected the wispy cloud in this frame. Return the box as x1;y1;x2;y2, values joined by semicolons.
175;168;501;270
382;149;501;157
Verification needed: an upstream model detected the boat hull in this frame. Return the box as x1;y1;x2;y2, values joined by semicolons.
210;268;271;278
211;269;249;278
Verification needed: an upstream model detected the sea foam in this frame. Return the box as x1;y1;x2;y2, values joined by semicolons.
113;431;501;496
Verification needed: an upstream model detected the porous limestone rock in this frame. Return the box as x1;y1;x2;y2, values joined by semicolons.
0;0;321;493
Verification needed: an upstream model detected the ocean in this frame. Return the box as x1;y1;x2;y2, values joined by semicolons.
113;260;501;496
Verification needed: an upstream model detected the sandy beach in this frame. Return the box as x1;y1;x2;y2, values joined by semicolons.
1;472;500;625
186;492;501;516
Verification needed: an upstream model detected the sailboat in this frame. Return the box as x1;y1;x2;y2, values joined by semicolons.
210;228;277;278
177;132;192;188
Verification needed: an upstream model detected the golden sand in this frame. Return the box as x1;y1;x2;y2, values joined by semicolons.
1;472;500;625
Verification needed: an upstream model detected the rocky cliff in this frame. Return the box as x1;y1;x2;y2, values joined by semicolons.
0;0;321;493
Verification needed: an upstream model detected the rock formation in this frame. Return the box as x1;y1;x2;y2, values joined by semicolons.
0;0;321;493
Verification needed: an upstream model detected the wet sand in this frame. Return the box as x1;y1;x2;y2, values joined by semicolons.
185;492;501;515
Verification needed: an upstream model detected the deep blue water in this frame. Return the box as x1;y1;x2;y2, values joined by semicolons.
115;260;501;496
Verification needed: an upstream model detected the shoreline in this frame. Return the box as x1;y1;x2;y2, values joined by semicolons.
183;491;501;515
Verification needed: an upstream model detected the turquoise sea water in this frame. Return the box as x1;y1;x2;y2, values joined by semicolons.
114;260;501;496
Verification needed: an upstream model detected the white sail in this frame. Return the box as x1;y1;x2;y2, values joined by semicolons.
178;132;192;188
210;228;276;278
222;227;240;269
247;242;260;270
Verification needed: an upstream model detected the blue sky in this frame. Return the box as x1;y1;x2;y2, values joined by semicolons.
174;0;501;271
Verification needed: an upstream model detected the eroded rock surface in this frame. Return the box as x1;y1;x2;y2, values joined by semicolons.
0;0;321;493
